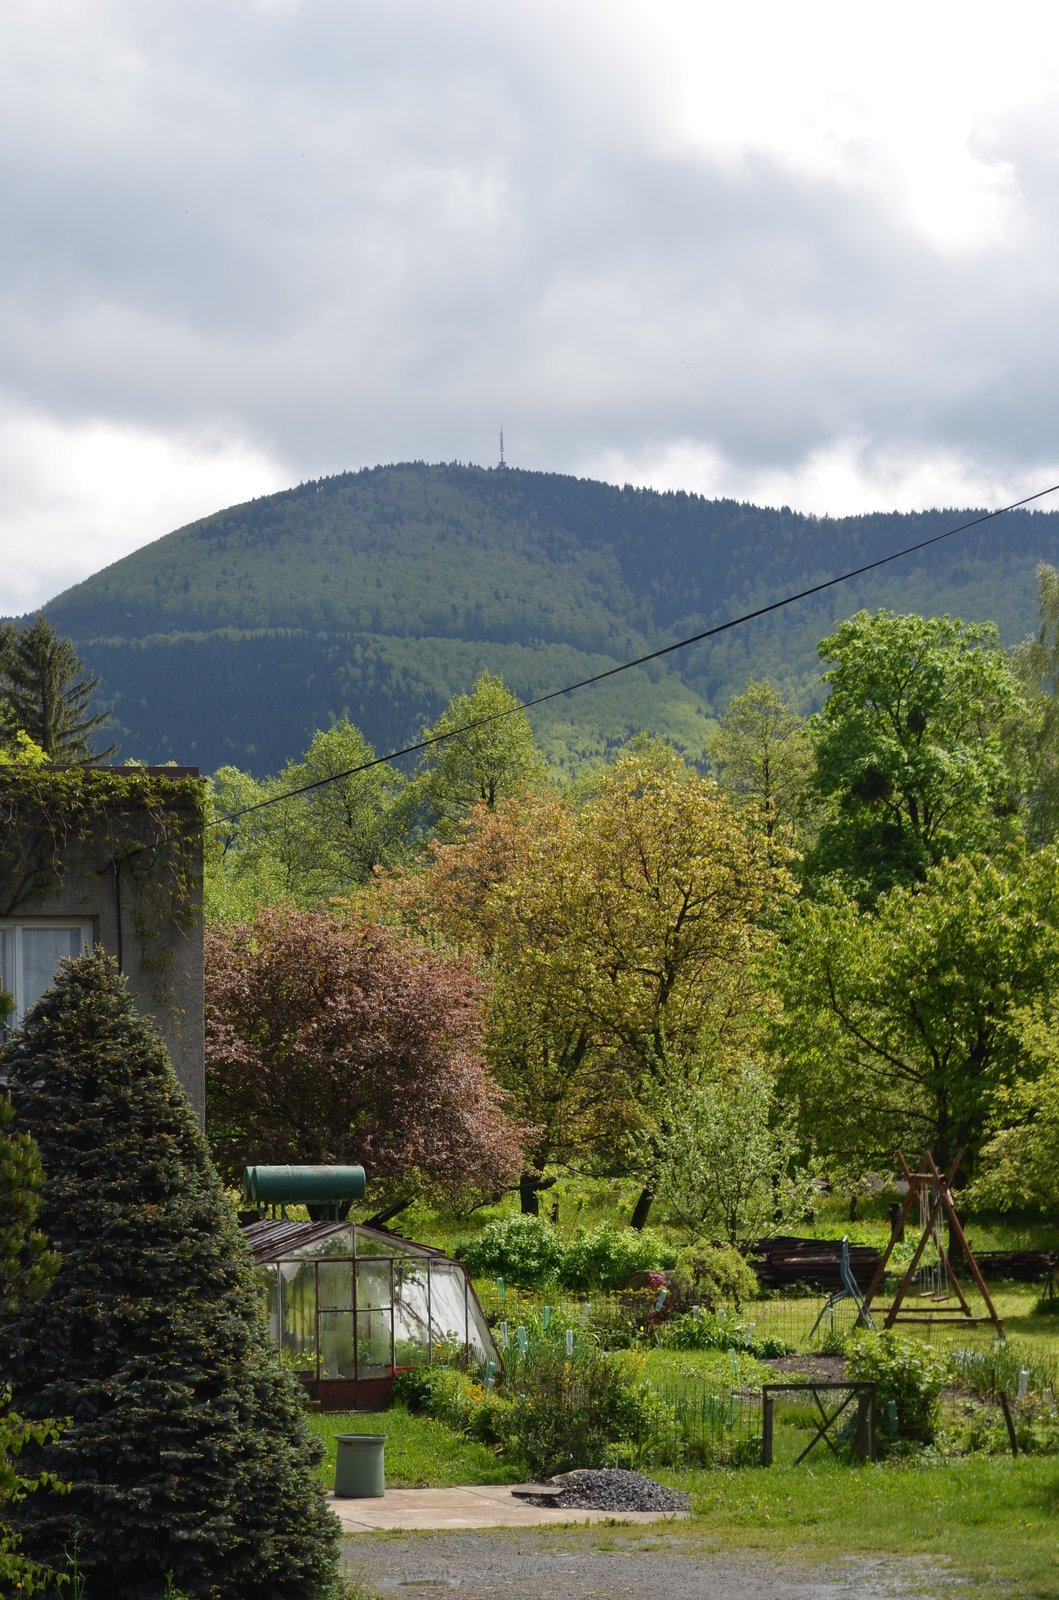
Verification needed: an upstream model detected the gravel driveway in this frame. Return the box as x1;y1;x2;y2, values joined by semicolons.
341;1526;943;1600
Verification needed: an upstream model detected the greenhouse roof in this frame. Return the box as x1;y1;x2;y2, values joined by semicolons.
243;1218;447;1265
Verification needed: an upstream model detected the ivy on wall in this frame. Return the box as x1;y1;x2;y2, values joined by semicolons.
0;768;206;934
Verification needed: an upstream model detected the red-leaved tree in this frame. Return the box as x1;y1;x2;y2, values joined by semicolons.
205;907;523;1206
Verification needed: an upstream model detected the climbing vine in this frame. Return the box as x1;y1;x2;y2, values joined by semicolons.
0;767;206;933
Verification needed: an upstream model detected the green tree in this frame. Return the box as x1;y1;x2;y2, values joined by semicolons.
369;747;789;1224
0;984;63;1597
805;610;1025;901
1014;561;1059;845
773;850;1059;1181
414;671;548;832
1;616;115;764
650;1058;812;1249
707;677;814;858
0;951;341;1599
364;790;608;1215
207;719;411;916
493;744;790;1225
0;731;48;767
970;1002;1059;1213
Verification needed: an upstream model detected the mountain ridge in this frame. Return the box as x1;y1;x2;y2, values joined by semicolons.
30;462;1059;774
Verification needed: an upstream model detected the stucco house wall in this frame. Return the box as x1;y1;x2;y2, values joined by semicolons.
0;767;206;1123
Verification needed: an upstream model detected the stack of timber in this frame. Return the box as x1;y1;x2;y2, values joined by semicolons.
967;1250;1058;1284
752;1236;881;1292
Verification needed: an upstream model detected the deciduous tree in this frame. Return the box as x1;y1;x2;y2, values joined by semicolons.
773;849;1059;1181
413;671;548;831
805;610;1025;901
207;719;411;917
205;906;523;1205
970;1002;1059;1213
1014;561;1059;846
370;745;789;1224
650;1058;812;1250
364;792;608;1214
496;745;790;1224
707;677;814;858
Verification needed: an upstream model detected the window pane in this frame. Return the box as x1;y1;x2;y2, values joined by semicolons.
0;929;13;1004
0;929;12;1039
21;928;86;1017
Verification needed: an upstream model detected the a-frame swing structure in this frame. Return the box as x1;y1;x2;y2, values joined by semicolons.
861;1150;1005;1336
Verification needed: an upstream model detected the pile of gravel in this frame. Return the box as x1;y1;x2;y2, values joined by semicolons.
516;1467;690;1513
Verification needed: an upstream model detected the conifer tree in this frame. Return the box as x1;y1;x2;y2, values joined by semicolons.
0;976;63;1595
0;951;341;1600
1;615;115;764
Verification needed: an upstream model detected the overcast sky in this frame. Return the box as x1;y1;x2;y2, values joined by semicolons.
5;0;1059;615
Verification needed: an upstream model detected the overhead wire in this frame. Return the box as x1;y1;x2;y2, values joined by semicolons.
215;480;1059;825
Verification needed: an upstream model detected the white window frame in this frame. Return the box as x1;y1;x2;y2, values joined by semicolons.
0;919;95;1030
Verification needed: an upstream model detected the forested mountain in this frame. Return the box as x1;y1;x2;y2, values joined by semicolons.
29;461;1059;773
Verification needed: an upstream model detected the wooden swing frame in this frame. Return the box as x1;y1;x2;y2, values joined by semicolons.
860;1150;1005;1336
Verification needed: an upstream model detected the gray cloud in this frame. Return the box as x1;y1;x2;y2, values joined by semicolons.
4;0;1059;610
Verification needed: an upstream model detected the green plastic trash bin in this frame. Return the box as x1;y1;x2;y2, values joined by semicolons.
334;1434;386;1498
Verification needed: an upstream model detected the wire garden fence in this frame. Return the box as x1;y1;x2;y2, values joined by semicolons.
470;1282;1059;1468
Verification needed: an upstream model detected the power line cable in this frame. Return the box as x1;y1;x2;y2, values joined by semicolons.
216;480;1059;824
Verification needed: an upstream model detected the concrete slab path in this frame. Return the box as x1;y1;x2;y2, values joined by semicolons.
328;1483;689;1532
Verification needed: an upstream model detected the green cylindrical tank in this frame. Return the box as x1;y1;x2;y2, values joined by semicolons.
242;1165;367;1206
334;1433;386;1498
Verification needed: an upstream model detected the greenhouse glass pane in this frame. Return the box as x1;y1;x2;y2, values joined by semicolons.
318;1260;352;1311
356;1310;391;1377
318;1310;356;1379
393;1265;432;1365
355;1259;392;1312
279;1259;317;1372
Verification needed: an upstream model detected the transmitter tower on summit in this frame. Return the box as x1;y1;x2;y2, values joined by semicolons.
497;428;508;469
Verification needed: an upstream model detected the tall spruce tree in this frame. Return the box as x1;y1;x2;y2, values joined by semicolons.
1;615;115;763
0;981;63;1597
0;951;341;1600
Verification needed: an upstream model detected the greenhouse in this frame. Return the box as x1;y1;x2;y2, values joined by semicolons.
245;1217;498;1410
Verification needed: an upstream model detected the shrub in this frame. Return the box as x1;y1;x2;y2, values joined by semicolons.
653;1305;793;1357
0;951;341;1600
558;1225;674;1291
672;1244;758;1309
459;1214;564;1288
497;1346;673;1476
955;1395;1059;1457
391;1362;514;1448
391;1364;442;1413
845;1331;947;1446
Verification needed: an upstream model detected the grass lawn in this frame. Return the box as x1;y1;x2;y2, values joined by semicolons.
670;1454;1059;1599
314;1405;1059;1598
308;1405;524;1490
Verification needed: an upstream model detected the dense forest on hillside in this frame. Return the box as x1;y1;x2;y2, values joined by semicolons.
30;462;1059;772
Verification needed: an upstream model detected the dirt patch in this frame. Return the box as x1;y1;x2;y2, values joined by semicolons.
767;1352;849;1384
